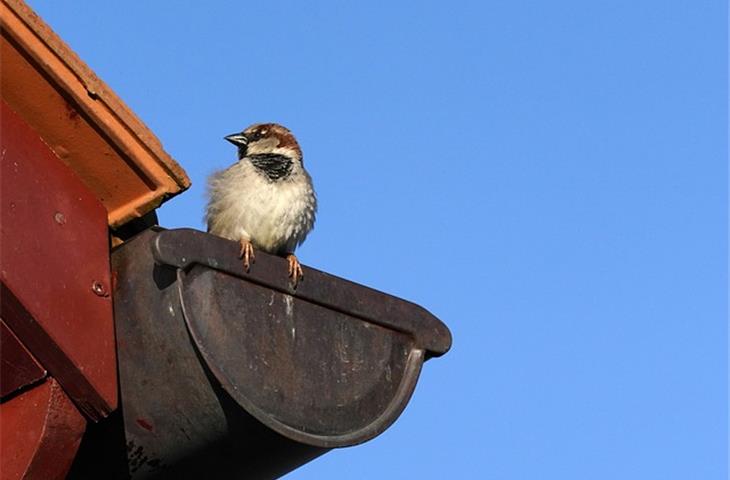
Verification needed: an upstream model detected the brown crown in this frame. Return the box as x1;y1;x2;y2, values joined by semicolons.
243;123;302;157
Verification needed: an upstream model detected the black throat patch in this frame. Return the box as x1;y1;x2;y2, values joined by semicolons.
248;153;293;181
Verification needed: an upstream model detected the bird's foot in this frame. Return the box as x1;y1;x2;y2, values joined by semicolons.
239;239;255;272
286;253;304;288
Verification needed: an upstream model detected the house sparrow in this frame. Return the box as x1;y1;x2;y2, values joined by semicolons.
205;123;316;287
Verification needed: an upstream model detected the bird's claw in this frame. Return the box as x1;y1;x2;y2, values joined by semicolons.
287;254;304;288
239;239;255;272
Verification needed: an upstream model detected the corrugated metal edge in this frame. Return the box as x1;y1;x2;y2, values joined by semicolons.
1;0;190;227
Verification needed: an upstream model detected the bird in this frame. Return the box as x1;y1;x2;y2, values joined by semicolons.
205;123;317;287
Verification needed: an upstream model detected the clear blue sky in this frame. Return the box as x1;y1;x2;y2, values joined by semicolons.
27;1;726;478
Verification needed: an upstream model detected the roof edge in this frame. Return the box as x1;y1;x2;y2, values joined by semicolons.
2;0;191;226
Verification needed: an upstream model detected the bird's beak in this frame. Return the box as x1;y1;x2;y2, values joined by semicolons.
224;133;249;148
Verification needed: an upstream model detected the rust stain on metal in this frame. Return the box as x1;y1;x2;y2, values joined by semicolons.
135;418;154;432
